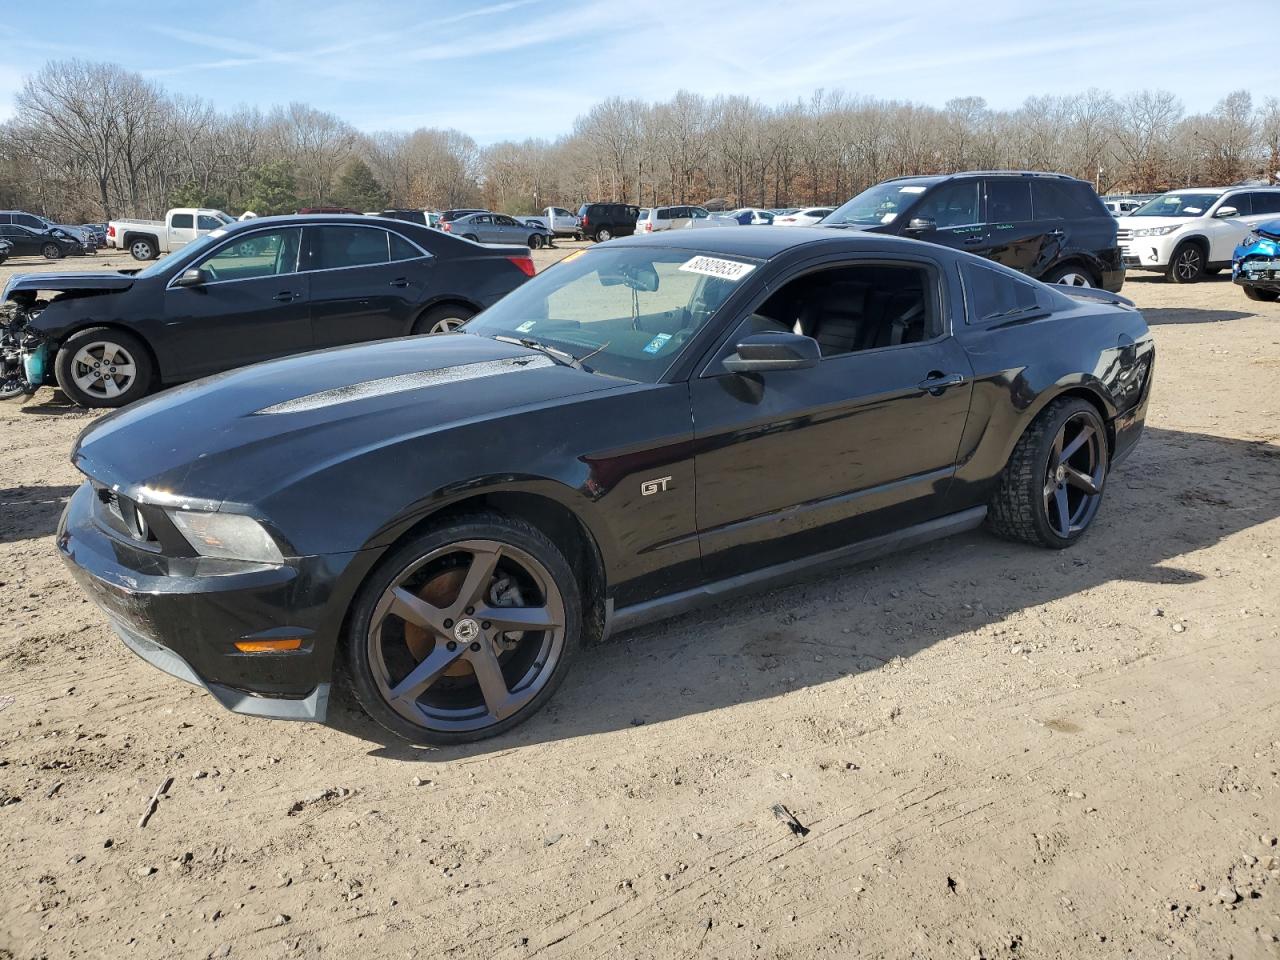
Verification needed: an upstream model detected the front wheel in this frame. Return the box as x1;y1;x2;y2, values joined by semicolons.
1242;285;1279;302
1167;243;1205;283
1042;263;1097;288
528;234;542;250
343;514;582;745
987;397;1109;548
54;327;154;408
42;242;63;260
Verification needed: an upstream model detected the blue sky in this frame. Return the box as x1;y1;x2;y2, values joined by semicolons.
0;0;1248;143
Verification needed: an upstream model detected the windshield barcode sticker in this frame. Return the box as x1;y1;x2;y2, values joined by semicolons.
679;256;756;281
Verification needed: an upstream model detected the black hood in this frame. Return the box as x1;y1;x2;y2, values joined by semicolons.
3;271;135;300
72;334;624;506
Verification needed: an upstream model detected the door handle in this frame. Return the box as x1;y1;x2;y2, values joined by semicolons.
389;277;409;288
1048;228;1065;238
962;235;985;245
272;291;297;302
917;371;968;395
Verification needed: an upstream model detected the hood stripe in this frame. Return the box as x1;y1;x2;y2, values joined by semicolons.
255;355;554;415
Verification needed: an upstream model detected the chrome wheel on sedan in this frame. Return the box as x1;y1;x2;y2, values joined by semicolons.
69;340;137;401
53;326;154;408
348;516;581;744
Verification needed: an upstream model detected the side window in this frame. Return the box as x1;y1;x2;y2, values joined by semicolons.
1031;180;1084;220
985;180;1033;223
170;213;194;229
196;215;221;230
389;233;425;261
15;214;43;229
474;215;492;225
917;181;980;228
744;262;940;358
1221;194;1251;216
962;262;1044;323
194;228;302;281
308;226;390;270
1252;192;1280;216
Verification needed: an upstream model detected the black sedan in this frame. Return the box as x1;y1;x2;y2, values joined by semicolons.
0;223;87;260
2;215;535;407
57;228;1154;744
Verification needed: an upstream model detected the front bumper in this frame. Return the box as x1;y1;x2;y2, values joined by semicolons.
1119;232;1179;270
56;482;370;722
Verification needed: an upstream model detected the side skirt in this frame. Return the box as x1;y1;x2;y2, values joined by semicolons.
603;505;987;639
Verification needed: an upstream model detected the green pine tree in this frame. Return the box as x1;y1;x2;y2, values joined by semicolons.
242;162;301;216
170;181;228;212
334;159;389;212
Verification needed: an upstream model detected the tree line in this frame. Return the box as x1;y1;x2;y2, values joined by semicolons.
1;59;1277;222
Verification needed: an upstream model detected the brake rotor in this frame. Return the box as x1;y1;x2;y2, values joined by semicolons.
403;567;475;677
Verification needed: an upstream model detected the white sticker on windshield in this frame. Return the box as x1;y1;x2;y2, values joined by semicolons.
679;256;756;281
1183;207;1202;215
515;320;537;333
880;213;897;224
899;186;927;194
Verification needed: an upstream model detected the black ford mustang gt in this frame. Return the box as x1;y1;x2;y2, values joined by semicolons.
57;228;1154;744
2;214;534;407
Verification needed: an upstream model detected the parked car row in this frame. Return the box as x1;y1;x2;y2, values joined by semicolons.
0;210;98;260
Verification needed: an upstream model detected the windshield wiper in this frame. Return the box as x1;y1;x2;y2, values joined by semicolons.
492;335;580;369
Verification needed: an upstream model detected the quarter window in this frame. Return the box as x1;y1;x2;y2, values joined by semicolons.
962;261;1044;323
193;228;302;282
389;233;424;261
308;226;390;270
985;180;1033;223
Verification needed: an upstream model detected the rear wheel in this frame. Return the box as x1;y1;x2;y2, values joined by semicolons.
528;234;542;249
987;397;1109;549
1042;263;1098;288
129;237;156;261
462;233;479;243
1243;285;1280;302
344;514;582;745
413;303;475;335
1167;242;1205;283
54;327;154;408
594;227;612;242
41;242;62;260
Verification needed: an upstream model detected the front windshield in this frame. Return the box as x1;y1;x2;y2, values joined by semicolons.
824;179;938;226
1130;193;1218;217
462;246;754;382
133;230;225;279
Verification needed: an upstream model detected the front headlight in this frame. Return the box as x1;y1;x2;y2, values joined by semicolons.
1241;232;1260;246
168;511;284;563
1130;225;1181;238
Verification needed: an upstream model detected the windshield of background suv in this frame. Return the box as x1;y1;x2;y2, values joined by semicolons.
1131;193;1219;217
462;247;753;382
823;179;939;226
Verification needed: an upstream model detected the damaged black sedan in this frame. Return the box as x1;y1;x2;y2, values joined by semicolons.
57;228;1154;744
1;214;534;407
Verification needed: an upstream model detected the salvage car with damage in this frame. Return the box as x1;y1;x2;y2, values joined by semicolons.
56;228;1154;744
1;214;535;407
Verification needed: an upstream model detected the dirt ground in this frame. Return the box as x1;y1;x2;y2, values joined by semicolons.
1;247;1279;960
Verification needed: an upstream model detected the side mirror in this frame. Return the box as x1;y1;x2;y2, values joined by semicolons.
905;217;936;233
1214;206;1238;218
173;267;207;288
723;332;821;373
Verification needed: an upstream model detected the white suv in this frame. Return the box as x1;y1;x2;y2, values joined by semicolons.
636;205;711;233
1116;187;1280;282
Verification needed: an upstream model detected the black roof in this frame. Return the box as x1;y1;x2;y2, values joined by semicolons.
882;170;1086;184
612;225;928;260
217;213;423;234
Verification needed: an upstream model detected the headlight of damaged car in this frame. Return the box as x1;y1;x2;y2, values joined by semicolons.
1130;225;1181;238
168;511;284;563
1241;232;1260;246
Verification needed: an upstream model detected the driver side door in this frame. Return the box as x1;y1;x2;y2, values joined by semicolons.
160;227;310;380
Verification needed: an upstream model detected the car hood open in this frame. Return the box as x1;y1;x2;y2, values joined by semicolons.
2;271;136;301
72;334;625;506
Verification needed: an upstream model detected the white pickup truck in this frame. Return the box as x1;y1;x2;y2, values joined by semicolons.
522;207;583;239
108;208;235;260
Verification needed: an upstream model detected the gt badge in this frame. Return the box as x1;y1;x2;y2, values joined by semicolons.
640;476;672;496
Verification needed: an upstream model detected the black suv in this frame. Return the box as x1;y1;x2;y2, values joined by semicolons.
822;172;1123;291
577;202;640;242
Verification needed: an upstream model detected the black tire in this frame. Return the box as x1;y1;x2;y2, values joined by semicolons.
1242;285;1280;302
574;230;584;241
54;326;154;408
129;237;157;261
41;242;63;261
594;228;612;242
528;234;542;249
462;233;479;243
987;396;1109;549
1166;242;1205;283
343;513;583;745
413;303;476;335
1041;263;1099;288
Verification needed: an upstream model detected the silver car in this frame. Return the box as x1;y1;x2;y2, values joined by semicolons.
447;213;555;249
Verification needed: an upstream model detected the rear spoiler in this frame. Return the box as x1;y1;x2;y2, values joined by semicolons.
1060;286;1135;309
